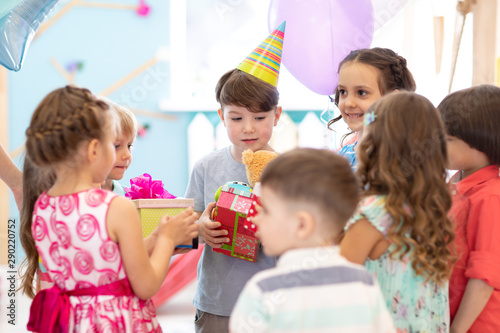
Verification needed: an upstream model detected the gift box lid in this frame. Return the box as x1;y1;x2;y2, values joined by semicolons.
132;198;194;209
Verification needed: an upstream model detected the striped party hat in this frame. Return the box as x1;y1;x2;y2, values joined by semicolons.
237;21;286;87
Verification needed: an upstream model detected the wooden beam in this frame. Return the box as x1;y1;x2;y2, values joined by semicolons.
0;67;9;265
433;16;445;74
472;0;498;85
449;11;467;92
35;0;82;41
99;57;157;96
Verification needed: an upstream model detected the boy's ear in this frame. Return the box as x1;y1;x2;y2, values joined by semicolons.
217;108;226;126
295;210;315;240
274;106;282;126
87;139;100;162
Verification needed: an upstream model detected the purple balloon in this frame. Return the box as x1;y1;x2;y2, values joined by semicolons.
269;0;374;95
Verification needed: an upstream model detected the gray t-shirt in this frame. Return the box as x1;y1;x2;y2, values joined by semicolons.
185;146;276;316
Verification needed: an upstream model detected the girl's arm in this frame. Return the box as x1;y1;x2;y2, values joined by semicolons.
143;232;157;256
107;197;199;300
340;218;388;264
0;143;22;210
450;279;494;333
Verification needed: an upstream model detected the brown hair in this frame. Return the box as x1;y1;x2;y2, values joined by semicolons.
215;69;279;113
260;148;359;230
21;85;112;297
19;156;56;298
328;48;416;131
357;91;454;284
438;84;500;165
25;85;112;168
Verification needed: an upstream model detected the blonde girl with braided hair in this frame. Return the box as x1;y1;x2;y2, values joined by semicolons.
340;91;455;332
328;47;416;167
22;85;199;332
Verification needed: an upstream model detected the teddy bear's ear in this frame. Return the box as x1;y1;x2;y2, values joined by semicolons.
242;149;253;165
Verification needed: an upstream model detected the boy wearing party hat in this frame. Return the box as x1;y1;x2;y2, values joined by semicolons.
185;22;285;333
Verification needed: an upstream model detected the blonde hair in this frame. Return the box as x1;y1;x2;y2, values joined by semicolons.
357;91;455;285
103;98;137;139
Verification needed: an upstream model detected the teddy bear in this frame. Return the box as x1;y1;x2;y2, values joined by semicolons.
241;149;279;188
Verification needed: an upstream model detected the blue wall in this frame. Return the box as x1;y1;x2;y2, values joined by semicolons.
8;0;197;198
7;1;192;261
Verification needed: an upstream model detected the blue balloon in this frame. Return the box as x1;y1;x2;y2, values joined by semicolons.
0;0;58;71
0;0;22;20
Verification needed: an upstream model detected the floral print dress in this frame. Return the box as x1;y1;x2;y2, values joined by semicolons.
345;195;449;333
32;188;162;332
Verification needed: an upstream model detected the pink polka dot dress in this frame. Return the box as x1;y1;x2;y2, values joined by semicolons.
32;188;162;332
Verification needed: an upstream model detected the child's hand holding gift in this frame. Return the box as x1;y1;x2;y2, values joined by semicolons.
198;202;230;249
157;208;199;250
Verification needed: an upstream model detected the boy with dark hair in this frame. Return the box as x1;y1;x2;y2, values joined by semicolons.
230;148;395;332
438;85;500;333
185;22;285;333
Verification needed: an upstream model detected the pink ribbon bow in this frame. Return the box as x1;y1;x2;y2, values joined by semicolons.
27;278;134;333
124;173;176;200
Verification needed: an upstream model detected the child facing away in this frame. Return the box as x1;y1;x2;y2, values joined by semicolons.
230;148;395;333
101;100;137;196
438;85;500;333
328;47;416;167
340;92;455;332
22;85;199;332
19;100;136;295
185;23;285;333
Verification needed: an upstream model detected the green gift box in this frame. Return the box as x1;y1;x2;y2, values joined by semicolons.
133;198;195;238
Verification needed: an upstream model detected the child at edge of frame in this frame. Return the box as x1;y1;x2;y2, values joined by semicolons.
438;84;500;333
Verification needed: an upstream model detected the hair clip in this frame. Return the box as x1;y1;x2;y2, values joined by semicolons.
364;111;376;126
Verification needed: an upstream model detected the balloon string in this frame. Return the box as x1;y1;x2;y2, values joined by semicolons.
320;96;337;151
319;97;330;125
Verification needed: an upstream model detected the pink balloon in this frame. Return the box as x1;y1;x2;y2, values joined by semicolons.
269;0;374;95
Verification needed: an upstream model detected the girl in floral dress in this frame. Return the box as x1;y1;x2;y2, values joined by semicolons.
22;85;199;332
340;92;455;332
